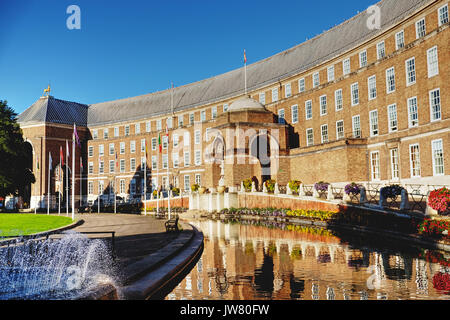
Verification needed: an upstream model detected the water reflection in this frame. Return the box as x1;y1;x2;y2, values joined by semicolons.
166;219;450;300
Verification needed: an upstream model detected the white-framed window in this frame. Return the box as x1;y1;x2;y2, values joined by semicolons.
130;140;136;153
352;115;361;138
119;179;125;194
439;4;449;26
320;95;327;116
429;88;441;122
336;120;344;140
327;66;335;82
151;138;157;151
189;113;195;125
298;78;305;93
368;75;377;100
140;157;146;171
88;146;93;157
88;181;94;195
259;92;266;105
305;100;312;120
395;30;405;50
291;105;298;124
125;125;130;136
212;106;217;119
88;162;93;174
98;144;104;156
278;109;285;124
390;148;400;180
405;58;416;86
146;121;151;132
184;151;190;167
369;110;379;136
370;151;380;181
432;139;445;176
151;156;157;170
184;175;190;192
388;104;398;132
427;46;439;78
156;120;162;131
359;50;367;68
223;104;229;112
386;67;396;94
109;160;115;173
114;127;119;137
184;132;190;146
306;128;314;147
409;144;421;178
195;174;201;186
178;115;184;127
312;72;320;88
120;142;125;154
195;150;201;166
99;161;104;174
377;41;386;60
285;83;292;98
103;128;109;139
321;124;328;143
407;97;419;128
167;117;173;129
98;180;105;195
120;159;125;173
343;58;351;75
351;82;359;106
141;138;146;152
335;89;343;111
416;18;426;38
135;123;141;134
200;110;206;122
162;154;168;169
130;158;136;171
162;136;168;149
109;143;114;155
130;179;136;195
272;88;279;102
195;130;201;145
172;153;179;168
173;134;179;148
92;129;99;140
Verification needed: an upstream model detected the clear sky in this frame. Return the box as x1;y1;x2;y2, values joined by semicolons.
1;0;377;115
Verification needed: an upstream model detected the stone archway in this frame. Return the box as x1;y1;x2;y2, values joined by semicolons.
249;133;272;185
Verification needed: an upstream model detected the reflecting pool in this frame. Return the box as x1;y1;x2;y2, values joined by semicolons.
166;219;450;300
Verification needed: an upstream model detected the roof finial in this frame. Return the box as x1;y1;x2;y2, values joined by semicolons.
43;84;51;97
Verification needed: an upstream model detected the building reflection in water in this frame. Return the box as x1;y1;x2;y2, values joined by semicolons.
166;219;450;300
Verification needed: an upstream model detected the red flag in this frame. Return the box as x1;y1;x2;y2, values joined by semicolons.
80;156;83;172
244;49;247;64
73;123;80;148
158;132;162;153
60;146;64;167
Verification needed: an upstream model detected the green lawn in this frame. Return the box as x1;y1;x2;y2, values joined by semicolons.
0;214;74;237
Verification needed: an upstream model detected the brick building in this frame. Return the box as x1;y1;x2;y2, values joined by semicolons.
17;0;449;209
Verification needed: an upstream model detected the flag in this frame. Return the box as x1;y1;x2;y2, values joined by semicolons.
60;146;64;167
80;156;83;172
158;132;162;153
115;152;118;168
48;152;52;170
66;140;70;160
73;123;80;148
244;49;247;64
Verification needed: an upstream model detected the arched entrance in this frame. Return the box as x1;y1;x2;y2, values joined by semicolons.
250;133;272;185
21;142;34;208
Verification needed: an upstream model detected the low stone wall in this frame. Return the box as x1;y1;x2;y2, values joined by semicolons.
144;196;189;209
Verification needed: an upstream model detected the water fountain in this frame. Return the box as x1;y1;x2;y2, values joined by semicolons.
0;231;119;300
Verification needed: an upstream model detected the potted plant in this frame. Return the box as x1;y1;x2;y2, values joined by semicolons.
428;187;450;216
242;178;252;192
288;180;302;194
171;187;180;197
191;184;200;193
264;179;276;193
198;186;207;194
381;185;404;199
314;181;330;192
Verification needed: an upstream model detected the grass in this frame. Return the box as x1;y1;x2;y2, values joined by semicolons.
0;214;74;237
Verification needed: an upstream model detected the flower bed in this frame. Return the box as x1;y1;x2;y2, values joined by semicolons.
344;183;362;195
428;187;450;215
417;218;450;241
433;272;450;293
286;209;339;221
219;207;338;222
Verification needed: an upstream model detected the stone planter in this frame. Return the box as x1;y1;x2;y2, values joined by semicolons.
217;186;226;194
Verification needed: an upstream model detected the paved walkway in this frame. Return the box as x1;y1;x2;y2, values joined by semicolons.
71;213;182;267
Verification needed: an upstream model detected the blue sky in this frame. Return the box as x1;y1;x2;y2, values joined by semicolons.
1;0;376;115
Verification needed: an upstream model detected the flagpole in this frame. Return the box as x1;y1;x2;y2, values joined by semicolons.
47;152;51;215
156;152;159;215
72;125;75;221
80;156;83;208
244;49;247;96
144;156;147;216
66;140;69;216
58;162;61;215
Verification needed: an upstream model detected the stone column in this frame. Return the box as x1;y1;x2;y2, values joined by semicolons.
274;183;280;195
299;183;305;197
327;184;334;200
286;183;292;195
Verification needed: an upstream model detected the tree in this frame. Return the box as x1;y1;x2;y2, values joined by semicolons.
0;100;35;200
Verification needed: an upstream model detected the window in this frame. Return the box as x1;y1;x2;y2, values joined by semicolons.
167;117;173;129
291;105;298;124
195;150;201;166
195;174;201;186
98;181;104;195
151;138;157;151
109;143;115;155
184;175;190;192
278;109;285;124
151;156;157;170
359;51;367;68
172;153;179;168
306;128;314;146
427;46;439;78
336;120;344;140
409;144;421;177
125;125;130;136
130;140;136;153
321;125;328;143
184;151;190;167
189;113;194;125
320;95;327;116
200;110;206;122
146;121;151;132
103;129;109;139
298;78;305;92
109;160;115;173
386;67;396;93
98;144;104;156
114;127;119;137
118;142;124;154
343;58;350;75
195;130;201;145
368;75;377;100
432;139;445;176
377;41;385;59
88;162;93;174
352;115;361;138
119;180;125;194
285;83;292;98
211;107;217;119
135;123;140;134
130;158;136;171
162;136;168;149
272;88;279;102
184;132;190;146
223;104;229;112
120;159;125;173
93;129;98;140
327;66;335;82
351;83;359;106
88;146;93;157
88;181;94;195
141;139;146;152
130;179;136;194
407;97;419;128
390;148;400;180
312;72;320;88
388;104;398;132
335;89;343;111
369;110;379;136
173;134;179;148
395;31;405;50
405;58;416;86
99;161;104;174
140;157;146;170
429;89;441;122
439;4;449;26
370;151;380;181
178;115;184;127
416;18;426;38
156;120;162;131
162;154;168;169
305;100;312;120
259;93;266;105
